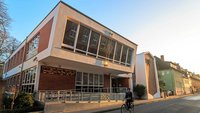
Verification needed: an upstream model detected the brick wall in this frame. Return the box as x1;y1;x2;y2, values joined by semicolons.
38;66;76;90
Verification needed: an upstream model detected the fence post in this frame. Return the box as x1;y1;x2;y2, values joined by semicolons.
70;91;72;101
89;93;91;103
98;93;101;103
57;91;60;101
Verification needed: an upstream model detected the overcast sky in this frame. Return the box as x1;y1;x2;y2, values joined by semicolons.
5;0;200;74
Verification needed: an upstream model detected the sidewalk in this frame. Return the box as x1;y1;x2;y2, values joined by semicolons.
44;94;193;113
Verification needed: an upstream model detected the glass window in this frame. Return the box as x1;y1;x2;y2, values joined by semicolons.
76;72;82;85
107;39;115;59
89;73;93;85
94;74;98;85
26;34;39;59
121;45;128;63
98;36;108;57
63;20;78;46
88;31;100;54
99;75;103;86
127;48;133;64
83;73;88;85
76;25;90;51
114;42;122;61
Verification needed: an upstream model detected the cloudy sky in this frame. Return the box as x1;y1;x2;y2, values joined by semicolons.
5;0;200;73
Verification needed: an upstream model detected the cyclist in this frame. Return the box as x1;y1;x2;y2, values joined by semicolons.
125;88;133;109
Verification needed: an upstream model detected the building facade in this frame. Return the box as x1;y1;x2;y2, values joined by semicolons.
155;56;188;95
3;1;137;94
136;52;160;99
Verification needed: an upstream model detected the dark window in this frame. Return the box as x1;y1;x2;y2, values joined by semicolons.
127;48;133;64
83;73;88;85
88;31;100;54
99;75;103;86
94;74;98;85
121;45;128;63
63;20;78;46
114;42;122;61
89;73;93;85
76;72;82;85
76;25;90;51
98;36;108;57
107;39;115;59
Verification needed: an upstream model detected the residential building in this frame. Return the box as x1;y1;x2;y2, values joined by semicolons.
3;1;137;95
155;56;186;95
190;74;200;92
136;52;160;99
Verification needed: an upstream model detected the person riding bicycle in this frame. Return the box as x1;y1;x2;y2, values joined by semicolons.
125;88;133;109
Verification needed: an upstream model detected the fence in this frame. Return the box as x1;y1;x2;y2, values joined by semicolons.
37;87;127;103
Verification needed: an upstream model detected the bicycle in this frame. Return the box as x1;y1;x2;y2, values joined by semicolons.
121;101;134;113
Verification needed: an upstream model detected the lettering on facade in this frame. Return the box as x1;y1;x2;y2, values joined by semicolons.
41;65;76;76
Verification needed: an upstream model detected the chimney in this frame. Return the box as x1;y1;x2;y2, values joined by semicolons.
160;55;164;61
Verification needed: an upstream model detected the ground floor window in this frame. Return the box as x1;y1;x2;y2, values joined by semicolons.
75;71;104;92
21;66;36;93
21;85;34;93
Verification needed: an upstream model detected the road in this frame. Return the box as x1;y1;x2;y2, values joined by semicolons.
104;94;200;113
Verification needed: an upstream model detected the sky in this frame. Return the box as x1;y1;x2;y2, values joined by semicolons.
4;0;200;74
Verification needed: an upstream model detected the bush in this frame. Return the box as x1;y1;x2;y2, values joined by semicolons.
2;93;12;109
1;92;44;113
14;92;34;109
134;84;146;99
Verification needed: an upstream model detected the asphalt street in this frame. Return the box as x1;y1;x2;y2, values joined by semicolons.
104;94;200;113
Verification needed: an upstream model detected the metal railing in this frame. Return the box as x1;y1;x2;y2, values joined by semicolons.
37;87;127;103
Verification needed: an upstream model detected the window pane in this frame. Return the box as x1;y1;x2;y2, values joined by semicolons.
76;25;90;51
107;39;115;59
127;48;133;64
76;72;82;85
99;75;103;85
114;42;122;61
94;74;98;85
63;20;78;46
121;45;128;63
89;73;93;85
83;73;88;85
88;31;100;54
98;36;108;57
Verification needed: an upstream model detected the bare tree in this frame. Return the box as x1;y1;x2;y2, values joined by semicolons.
0;0;20;62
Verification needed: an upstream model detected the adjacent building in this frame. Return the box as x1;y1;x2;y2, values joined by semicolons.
3;1;137;94
136;52;160;99
155;56;190;95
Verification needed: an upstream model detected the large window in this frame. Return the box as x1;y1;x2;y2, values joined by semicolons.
26;34;39;60
107;39;115;59
98;36;108;57
76;71;103;87
114;42;122;62
63;20;78;47
22;67;36;93
127;48;133;65
121;45;128;64
76;25;90;52
62;19;134;67
88;31;100;54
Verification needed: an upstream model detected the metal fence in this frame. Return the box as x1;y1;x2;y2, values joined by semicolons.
37;87;127;103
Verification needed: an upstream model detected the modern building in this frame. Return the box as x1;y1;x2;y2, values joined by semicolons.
136;52;160;99
3;1;137;95
155;56;186;95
